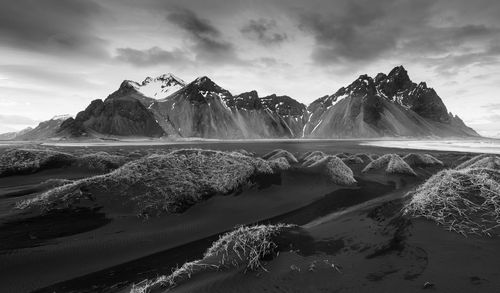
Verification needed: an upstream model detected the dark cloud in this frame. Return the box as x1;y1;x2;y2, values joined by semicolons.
115;47;190;67
241;19;288;46
0;0;108;58
166;8;244;64
298;0;434;65
0;65;97;88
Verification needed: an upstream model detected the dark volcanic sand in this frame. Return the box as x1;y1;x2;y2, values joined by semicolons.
0;141;491;293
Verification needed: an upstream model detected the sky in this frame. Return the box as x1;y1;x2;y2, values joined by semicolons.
0;0;499;136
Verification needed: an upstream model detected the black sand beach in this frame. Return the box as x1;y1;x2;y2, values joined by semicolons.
0;140;497;293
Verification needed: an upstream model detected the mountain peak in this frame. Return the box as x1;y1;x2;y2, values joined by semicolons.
142;73;186;86
387;65;411;87
51;114;72;121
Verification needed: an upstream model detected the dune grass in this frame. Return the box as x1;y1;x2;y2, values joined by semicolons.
75;151;128;172
0;148;76;177
131;224;293;293
363;154;417;176
403;153;444;167
342;155;364;165
354;153;373;163
404;168;500;236
268;157;291;172
262;149;298;164
456;154;500;170
304;155;357;185
17;149;274;216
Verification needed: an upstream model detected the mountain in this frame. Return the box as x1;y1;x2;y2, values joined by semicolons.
231;91;308;138
58;81;165;138
127;73;186;100
18;66;479;140
0;127;33;140
16;115;72;140
304;66;478;138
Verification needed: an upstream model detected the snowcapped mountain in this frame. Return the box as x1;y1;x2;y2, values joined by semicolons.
304;66;478;138
19;66;479;140
122;73;186;100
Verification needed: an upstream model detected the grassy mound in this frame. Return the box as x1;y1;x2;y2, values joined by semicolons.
342;155;364;164
75;151;128;172
335;153;349;159
17;149;274;216
362;154;417;176
131;224;293;293
262;149;298;164
300;151;327;167
403;168;500;236
456;154;500;170
354;153;373;163
268;157;291;172
403;153;444;168
304;155;356;185
0;148;76;177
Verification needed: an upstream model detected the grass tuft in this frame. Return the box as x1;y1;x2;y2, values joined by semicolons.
303;155;356;185
455;154;500;171
342;155;364;164
403;168;500;236
268;157;291;172
403;153;444;167
75;151;128;172
363;154;417;176
131;224;293;292
262;149;298;164
0;148;75;177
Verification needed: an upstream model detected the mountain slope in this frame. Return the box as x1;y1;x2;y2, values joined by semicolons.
305;66;478;138
58;81;165;138
17;115;71;140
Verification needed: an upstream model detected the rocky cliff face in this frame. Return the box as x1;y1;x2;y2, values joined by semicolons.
25;67;478;140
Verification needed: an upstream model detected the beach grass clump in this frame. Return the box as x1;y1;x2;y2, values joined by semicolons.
363;154;417;176
342;155;364;165
75;151;129;172
131;224;293;293
300;151;327;167
354;153;374;163
403;153;444;168
268;157;291;172
403;168;500;236
17;149;273;216
306;155;356;185
0;148;76;177
262;149;298;164
456;154;500;171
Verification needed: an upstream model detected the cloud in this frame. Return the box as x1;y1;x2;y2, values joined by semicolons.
0;0;108;58
241;19;288;46
0;65;97;89
166;8;243;64
115;47;191;67
0;114;38;126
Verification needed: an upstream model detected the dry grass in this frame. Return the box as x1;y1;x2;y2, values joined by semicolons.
268;157;291;172
131;224;293;293
262;149;298;164
354;153;373;163
342;155;364;165
404;168;500;236
0;148;75;177
456;154;500;171
305;155;356;185
75;151;128;172
17;149;274;216
363;154;417;176
403;153;444;167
